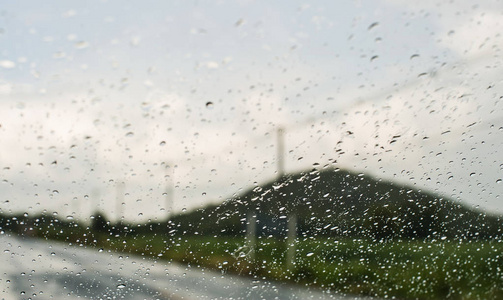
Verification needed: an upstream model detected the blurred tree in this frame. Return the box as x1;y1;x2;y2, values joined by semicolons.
91;211;109;233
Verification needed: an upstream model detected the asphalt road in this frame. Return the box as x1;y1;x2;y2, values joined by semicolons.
0;234;373;299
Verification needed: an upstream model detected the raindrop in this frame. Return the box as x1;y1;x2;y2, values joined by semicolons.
53;51;66;59
206;101;214;109
130;36;140;46
75;41;89;49
202;192;207;196
125;132;134;137
66;215;74;220
497;179;502;184
117;283;126;289
0;60;16;69
368;22;379;31
306;252;314;257
159;141;166;146
370;55;379;62
235;19;244;27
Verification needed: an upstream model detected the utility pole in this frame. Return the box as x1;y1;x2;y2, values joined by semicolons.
165;163;174;220
116;181;125;224
277;125;297;272
246;212;257;263
286;214;297;272
71;196;78;220
277;126;285;178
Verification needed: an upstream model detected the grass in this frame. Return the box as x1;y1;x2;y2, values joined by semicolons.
36;225;503;300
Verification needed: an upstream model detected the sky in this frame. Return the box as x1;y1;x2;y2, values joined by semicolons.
0;0;501;222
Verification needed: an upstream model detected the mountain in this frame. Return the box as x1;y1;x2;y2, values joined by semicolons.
168;168;502;240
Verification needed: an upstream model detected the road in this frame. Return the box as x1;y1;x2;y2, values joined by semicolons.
0;234;373;300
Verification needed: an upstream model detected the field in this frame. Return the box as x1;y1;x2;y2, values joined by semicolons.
39;225;503;300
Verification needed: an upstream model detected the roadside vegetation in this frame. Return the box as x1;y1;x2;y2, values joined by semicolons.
1;213;502;300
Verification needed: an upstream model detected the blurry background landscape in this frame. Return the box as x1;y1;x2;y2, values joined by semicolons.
0;1;502;299
0;0;501;222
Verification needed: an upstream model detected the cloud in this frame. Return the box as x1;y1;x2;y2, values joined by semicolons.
386;0;503;58
439;11;503;57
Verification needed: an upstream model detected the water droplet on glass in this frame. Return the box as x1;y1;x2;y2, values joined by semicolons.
75;41;89;49
0;60;16;69
117;283;126;289
368;22;379;31
205;101;214;109
159;141;166;146
235;19;244;27
306;252;314;257
53;51;66;59
130;36;140;46
125;132;134;137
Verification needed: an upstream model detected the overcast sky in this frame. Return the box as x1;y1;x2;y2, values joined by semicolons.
0;0;501;222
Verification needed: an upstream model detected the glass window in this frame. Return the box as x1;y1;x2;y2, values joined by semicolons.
0;1;501;299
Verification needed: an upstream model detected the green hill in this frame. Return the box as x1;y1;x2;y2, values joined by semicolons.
168;168;502;240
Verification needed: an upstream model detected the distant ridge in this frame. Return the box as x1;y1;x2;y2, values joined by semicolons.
170;168;502;239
